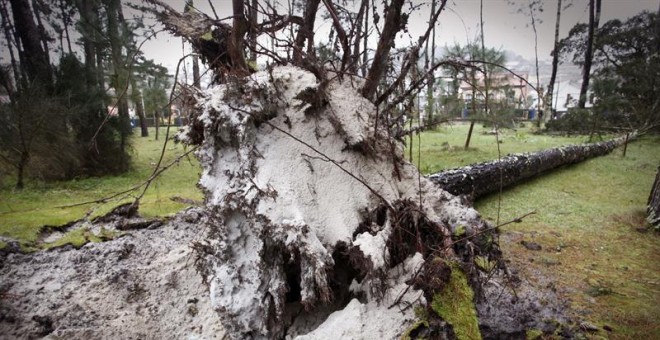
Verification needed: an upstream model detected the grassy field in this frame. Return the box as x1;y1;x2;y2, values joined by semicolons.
408;123;659;339
0;127;202;247
1;122;658;338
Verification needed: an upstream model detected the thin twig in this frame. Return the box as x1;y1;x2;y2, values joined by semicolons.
50;146;199;210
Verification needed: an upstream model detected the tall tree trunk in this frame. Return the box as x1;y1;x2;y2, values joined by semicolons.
0;0;21;87
76;0;97;91
131;79;149;137
464;0;489;150
59;0;73;54
228;0;248;74
361;0;405;100
106;0;131;164
15;107;29;190
361;0;369;77
16;149;28;189
578;0;601;109
430;0;436;120
480;0;488;117
547;0;562;115
247;0;257;63
154;110;160;140
186;0;201;87
30;0;50;68
425;0;436;125
465;68;477;149
529;2;542;126
350;0;367;73
8;0;52;88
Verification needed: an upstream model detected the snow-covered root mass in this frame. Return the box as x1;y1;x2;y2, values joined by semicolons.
0;65;572;340
179;66;503;339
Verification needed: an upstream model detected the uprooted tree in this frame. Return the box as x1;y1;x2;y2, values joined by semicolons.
142;0;562;338
429;133;636;200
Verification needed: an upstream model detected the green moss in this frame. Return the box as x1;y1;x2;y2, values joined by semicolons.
43;226;122;250
401;320;430;340
44;228;93;249
0;240;6;250
98;226;119;241
453;225;466;237
431;262;482;340
526;328;543;339
474;256;495;272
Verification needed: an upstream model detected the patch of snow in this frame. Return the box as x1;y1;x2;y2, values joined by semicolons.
0;208;226;339
353;223;391;269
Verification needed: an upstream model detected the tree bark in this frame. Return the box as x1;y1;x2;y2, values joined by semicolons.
247;0;257;63
350;0;367;73
293;0;320;63
131;80;149;137
529;1;541;126
648;167;660;229
30;0;50;68
425;0;436;124
361;0;405;100
464;121;475;149
0;0;21;88
430;134;635;199
15;148;28;189
228;0;249;74
75;0;97;91
578;0;601;109
8;0;52;88
547;0;562;115
361;0;369;77
106;0;131;163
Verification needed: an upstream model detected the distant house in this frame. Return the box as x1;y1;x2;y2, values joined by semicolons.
458;71;530;112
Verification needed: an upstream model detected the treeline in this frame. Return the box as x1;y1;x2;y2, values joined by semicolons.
0;0;170;189
548;8;659;134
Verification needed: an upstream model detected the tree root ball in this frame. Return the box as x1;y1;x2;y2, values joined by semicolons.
176;65;553;339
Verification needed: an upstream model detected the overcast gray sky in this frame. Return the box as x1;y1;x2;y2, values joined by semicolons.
141;0;659;73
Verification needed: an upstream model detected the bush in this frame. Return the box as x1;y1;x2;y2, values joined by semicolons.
545;108;627;134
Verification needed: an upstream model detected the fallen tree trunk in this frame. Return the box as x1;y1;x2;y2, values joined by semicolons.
648;167;660;230
428;134;635;199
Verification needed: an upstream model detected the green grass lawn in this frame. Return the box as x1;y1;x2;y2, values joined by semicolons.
471;134;660;339
407;123;658;339
0;127;202;247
